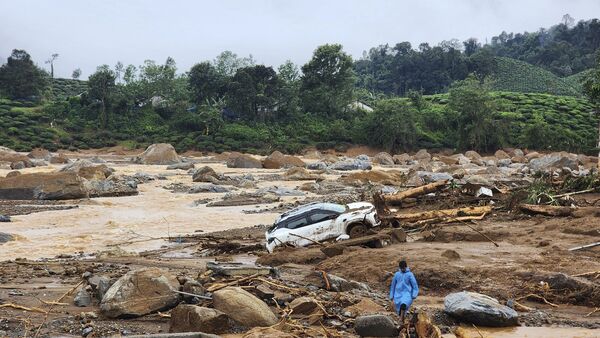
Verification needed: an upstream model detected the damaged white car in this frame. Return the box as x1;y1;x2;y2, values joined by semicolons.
265;202;380;253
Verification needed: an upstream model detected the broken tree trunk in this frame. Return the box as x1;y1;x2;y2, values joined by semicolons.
520;204;576;217
384;180;448;204
385;205;492;223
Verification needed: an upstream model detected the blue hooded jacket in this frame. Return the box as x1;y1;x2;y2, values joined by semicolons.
389;267;419;313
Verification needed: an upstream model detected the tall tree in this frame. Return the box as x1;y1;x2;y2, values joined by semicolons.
214;51;254;77
301;44;355;117
0;49;48;100
276;60;301;120
88;65;116;128
45;53;59;78
227;65;279;121
71;68;82;80
189;61;224;104
583;54;600;170
447;76;500;152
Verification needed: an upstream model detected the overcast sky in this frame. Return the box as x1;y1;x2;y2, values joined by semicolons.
1;0;599;79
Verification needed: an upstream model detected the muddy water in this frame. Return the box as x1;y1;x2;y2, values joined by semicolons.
445;326;600;337
0;161;308;261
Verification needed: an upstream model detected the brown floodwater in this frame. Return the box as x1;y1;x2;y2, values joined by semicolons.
0;161;307;261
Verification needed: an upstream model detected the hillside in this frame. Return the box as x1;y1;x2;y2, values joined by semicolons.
490;57;582;96
48;78;87;100
425;91;597;153
0;99;60;151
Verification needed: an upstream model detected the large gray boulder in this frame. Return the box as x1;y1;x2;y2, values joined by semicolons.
262;151;305;169
0;172;88;200
529;153;578;172
135;143;181;165
212;287;277;327
169;304;230;334
354;314;398;337
444;291;518;327
100;268;181;318
167;162;195;170
330;159;372;171
84;177;138;198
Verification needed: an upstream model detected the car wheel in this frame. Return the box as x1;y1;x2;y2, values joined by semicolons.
347;223;367;238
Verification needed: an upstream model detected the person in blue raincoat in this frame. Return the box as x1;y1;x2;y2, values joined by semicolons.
389;259;419;323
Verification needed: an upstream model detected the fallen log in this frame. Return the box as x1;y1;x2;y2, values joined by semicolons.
384;180;448;204
385;205;492;223
568;242;600;252
520;204;576;217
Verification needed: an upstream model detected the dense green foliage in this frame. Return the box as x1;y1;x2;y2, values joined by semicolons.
0;50;48;100
48;78;87;100
489;18;600;76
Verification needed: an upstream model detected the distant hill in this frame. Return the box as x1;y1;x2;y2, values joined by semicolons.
48;78;87;100
564;69;593;90
489;57;581;96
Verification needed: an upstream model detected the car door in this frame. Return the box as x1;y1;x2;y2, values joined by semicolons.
304;210;339;242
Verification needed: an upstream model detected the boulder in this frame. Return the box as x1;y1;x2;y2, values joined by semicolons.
227;154;262;169
135;143;181;165
0;172;87;200
0;215;10;222
393;153;411;165
321;154;340;164
494;150;510;160
78;165;114;180
512;149;525;157
289;297;319;315
74;289;92;307
100;268;180;318
465;150;482;161
262;151;305;169
27;148;51;160
50;153;70;164
414;149;432;161
0;232;14;244
329;159;372;171
525;151;541;160
87;275;113;301
9;161;27;170
84;177;138;197
438;156;458;165
529;153;579;172
167;162;195;170
373;152;394;166
188;184;230;193
212;287;278;327
181;281;206;303
354;314;398;337
169;304;230;334
284;167;320;180
444;291;518;327
192;166;220;183
307;161;328;170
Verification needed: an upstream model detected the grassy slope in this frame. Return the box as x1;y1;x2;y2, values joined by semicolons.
490;57;582;97
48;78;87;100
0;99;60;151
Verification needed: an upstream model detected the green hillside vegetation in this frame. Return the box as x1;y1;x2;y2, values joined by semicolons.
423;91;597;152
48;78;87;100
565;69;594;89
0;99;61;151
490;57;581;96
